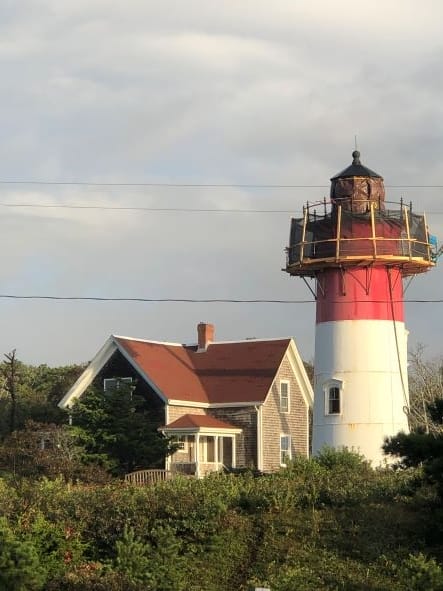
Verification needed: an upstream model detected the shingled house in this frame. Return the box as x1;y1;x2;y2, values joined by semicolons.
59;323;313;476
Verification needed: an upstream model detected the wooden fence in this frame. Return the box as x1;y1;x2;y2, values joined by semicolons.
124;469;174;486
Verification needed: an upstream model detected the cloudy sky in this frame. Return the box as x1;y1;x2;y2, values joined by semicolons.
0;0;442;365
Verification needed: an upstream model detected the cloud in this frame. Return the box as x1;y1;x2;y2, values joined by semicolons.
0;1;441;364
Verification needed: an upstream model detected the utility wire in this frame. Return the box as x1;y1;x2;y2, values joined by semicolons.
0;180;443;188
0;203;301;214
1;203;443;215
0;295;441;304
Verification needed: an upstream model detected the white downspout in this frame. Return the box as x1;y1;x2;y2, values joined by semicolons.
255;405;263;472
232;435;236;468
195;433;200;478
164;404;170;471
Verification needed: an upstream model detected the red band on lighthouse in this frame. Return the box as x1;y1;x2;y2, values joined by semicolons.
316;267;404;323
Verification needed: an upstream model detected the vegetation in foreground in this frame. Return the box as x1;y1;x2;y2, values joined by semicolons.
0;449;442;590
0;349;442;589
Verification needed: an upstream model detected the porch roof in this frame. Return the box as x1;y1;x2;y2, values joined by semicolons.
161;413;242;435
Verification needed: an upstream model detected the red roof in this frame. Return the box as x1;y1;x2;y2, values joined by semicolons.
162;414;240;430
115;337;290;404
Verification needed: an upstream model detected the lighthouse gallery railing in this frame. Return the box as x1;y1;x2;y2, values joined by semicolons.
286;201;433;276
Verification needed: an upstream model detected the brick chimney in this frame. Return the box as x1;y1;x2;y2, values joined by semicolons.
197;322;215;351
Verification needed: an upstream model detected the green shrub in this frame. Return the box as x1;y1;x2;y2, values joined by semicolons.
0;517;46;590
397;553;443;590
114;524;187;591
314;446;369;471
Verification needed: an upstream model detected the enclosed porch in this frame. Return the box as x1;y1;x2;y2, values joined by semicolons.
161;414;242;478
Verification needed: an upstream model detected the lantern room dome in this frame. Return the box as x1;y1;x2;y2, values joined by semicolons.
331;150;383;180
330;150;385;210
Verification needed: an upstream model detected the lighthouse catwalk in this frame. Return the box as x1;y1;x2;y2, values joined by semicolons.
285;151;437;463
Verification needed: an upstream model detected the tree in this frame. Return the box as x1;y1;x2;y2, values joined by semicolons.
383;432;443;498
70;385;175;476
0;357;85;440
385;347;443;497
0;517;46;590
408;345;443;434
0;420;87;481
2;350;19;434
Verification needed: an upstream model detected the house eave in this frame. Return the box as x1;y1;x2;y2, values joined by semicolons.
58;336;118;409
58;334;171;409
283;339;314;408
167;399;263;408
161;426;242;436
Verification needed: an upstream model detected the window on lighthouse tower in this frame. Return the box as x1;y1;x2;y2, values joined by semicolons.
328;387;341;414
323;379;343;415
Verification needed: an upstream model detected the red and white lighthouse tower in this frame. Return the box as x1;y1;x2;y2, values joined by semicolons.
285;151;436;463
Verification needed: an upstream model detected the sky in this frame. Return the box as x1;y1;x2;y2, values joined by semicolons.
0;0;442;366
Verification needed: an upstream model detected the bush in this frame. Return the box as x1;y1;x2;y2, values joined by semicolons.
114;525;187;591
397;553;443;590
0;517;46;590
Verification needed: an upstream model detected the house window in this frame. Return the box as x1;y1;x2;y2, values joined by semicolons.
280;434;291;466
176;435;188;452
280;381;290;413
103;377;133;392
323;380;343;415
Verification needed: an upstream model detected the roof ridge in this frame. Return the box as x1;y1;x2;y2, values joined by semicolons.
203;337;292;345
113;335;183;346
114;334;292;348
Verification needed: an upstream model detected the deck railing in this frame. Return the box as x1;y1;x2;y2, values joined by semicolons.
124;469;174;486
125;462;228;484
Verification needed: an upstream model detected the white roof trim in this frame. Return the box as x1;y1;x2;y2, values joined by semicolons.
287;339;314;407
208;401;263;408
113;334;183;347
167;400;210;408
161;426;242;435
262;338;313;409
58;335;170;409
58;337;117;409
167;400;263;408
207;337;292;345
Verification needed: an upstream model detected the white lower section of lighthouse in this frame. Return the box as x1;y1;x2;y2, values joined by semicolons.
313;319;410;464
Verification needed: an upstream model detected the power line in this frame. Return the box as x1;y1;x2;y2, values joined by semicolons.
0;294;441;304
0;180;327;188
1;202;443;215
0;203;300;214
0;179;443;189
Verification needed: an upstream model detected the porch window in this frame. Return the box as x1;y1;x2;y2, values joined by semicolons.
176;435;188;452
206;437;215;462
280;381;290;413
280;434;291;466
199;436;215;462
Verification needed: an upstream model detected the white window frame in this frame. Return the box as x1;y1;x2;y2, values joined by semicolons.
103;377;133;392
279;380;290;413
176;435;189;452
280;434;291;467
197;435;217;463
323;379;343;416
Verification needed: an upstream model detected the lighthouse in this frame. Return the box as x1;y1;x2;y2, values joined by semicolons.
285;150;436;463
